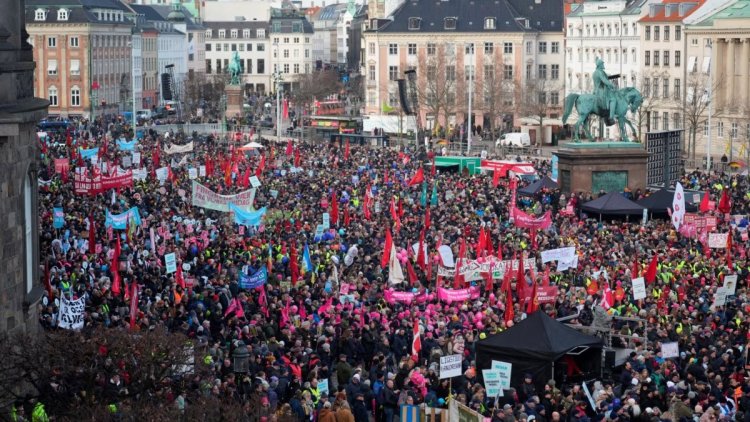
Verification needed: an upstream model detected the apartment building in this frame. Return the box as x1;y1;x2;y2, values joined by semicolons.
204;21;271;93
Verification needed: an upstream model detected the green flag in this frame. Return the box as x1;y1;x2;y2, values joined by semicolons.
430;182;438;206
420;181;427;207
382;101;394;113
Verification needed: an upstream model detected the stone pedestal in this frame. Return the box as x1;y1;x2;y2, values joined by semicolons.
555;142;649;194
224;85;243;118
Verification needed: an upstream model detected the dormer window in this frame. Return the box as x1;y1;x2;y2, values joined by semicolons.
484;17;496;29
257;29;266;38
218;29;226;38
35;8;46;21
205;29;212;38
231;29;238;38
408;17;421;30
243;29;250;38
444;17;457;30
57;8;68;21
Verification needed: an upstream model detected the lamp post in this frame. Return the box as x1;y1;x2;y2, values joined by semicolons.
705;40;713;173
273;41;283;142
232;340;249;373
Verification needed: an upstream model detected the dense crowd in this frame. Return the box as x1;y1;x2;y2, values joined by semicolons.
32;116;750;422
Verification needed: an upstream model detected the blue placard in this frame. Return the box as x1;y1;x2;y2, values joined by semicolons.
239;267;268;289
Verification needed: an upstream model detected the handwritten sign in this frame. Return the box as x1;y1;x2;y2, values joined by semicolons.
165;252;177;274
708;233;728;248
723;274;738;295
58;295;85;330
631;277;647;300
661;342;679;359
439;354;463;379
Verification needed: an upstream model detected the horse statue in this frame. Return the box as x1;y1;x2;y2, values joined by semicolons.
228;51;242;86
562;87;642;143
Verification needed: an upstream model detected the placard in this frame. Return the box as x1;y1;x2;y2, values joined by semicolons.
249;175;261;188
318;379;329;396
482;369;503;398
322;213;330;229
270;189;279;199
661;342;679;359
188;168;198;179
122;156;132;168
708;233;729;248
199;165;206;177
631;277;646;300
490;360;512;389
58;295;85;330
132;152;141;165
713;287;729;308
439;354;463;379
723;274;738;295
165;252;177;274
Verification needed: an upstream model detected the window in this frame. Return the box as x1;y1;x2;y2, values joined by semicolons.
48;86;58;106
69;36;79;47
257;59;265;74
732;122;739;139
246;59;253;73
465;43;474;55
205;29;212;38
538;42;547;54
653;77;659;97
504;65;513;80
664;26;670;41
257;29;266;38
216;43;222;51
389;65;398;80
305;49;309;58
293;22;302;33
369;65;376;81
484;17;496;29
645;26;651;40
718;121;724;138
232;44;237;52
47;36;56;48
205;43;212;51
47;59;57;76
703;120;709;136
653;50;659;66
632;49;636;64
294;64;300;74
389;43;398;55
242;29;250;39
427;65;436;80
389;91;398;107
484;65;494;80
673;113;681;129
35;8;46;21
219;29;225;38
643;78;651;97
257;44;265;51
445;43;455;56
239;43;244;51
692;38;698;46
284;37;289;43
408;17;421;30
644;51;650;66
294;37;300;43
206;59;212;74
674;79;681;100
663;112;669;130
663;78;669;99
484;42;493;54
216;59;222;73
551;42;560;54
538;92;547;104
654;26;660;41
71;86;80;106
408;43;417;55
444;17;457;30
551;64;559;80
427;43;436;55
537;64;547;79
70;59;80;76
675;25;681;41
551;91;559;105
465;65;475;81
446;65;455;81
230;29;238;38
283;49;289;58
652;112;659;131
526;64;532;80
283;63;289;74
526;41;532;55
503;42;513;54
673;51;681;67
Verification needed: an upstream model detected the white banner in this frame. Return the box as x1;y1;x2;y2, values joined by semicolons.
557;255;579;272
541;247;576;263
156;166;169;182
164;141;194;155
439;354;463;379
191;181;256;212
132;168;148;181
708;233;728;248
58;295;85;330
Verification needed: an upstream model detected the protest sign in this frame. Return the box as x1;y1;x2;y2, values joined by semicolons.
164;141;194;155
557;255;579;272
53;207;65;229
482;369;503;398
439;354;463;379
491;360;513;389
708;233;729;248
270;189;279;199
105;207;142;229
165;253;177;274
511;208;552;230
723;274;738;295
239;267;268;289
192;181;257;212
661;342;679;358
536;286;559;304
712;287;729;308
122;156;132;168
117;139;137;151
156;167;169;183
318;379;329;396
132;168;148;181
132;152;141;165
74;169;133;195
54;158;69;174
58;295;85;330
249;175;261;188
540;247;576;263
188;168;198;179
631;277;647;300
322;213;330;229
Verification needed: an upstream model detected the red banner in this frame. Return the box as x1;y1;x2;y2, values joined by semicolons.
511;207;552;230
536;286;559;304
54;158;70;174
74;169;133;195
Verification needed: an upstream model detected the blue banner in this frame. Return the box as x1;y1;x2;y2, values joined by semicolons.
303;244;314;273
53;207;65;229
551;154;559;182
79;147;99;159
117;139;138;151
239;267;267;289
105;207;142;229
229;203;267;226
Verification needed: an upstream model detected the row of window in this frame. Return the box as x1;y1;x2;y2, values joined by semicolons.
271;21;304;33
390;89;560;107
649;112;681;132
272;37;309;44
407;16;501;31
273;48;309;59
644;25;682;42
44;36;79;48
642;77;682;101
45;59;80;76
206;59;268;74
569;48;638;65
205;43;266;52
206;28;266;39
384;64;523;81
47;86;80;107
644;50;681;67
387;41;560;56
569;22;638;37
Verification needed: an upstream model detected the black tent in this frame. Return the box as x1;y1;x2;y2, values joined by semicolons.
476;312;603;388
581;192;645;216
636;189;698;213
518;176;559;196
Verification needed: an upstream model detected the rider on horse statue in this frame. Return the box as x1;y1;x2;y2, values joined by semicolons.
592;58;617;125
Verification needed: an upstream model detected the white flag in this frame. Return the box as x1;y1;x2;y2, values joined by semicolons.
672;182;686;230
388;247;405;285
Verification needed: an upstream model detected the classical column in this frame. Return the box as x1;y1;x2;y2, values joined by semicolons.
713;38;724;109
726;39;736;110
741;39;750;111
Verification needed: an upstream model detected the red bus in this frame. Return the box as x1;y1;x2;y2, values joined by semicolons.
315;101;345;116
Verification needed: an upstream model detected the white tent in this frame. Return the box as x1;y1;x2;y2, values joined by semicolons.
240;141;264;150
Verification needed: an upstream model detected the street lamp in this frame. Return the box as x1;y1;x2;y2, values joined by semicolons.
705;39;713;173
466;52;473;155
232;340;249;373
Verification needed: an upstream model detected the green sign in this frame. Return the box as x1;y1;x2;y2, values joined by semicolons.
591;171;628;193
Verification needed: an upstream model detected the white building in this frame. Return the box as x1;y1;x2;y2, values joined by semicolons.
131;29;143;115
204;21;271;93
308;2;356;66
270;6;315;89
202;0;281;22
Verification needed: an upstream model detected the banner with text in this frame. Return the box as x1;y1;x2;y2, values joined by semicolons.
192;181;256;212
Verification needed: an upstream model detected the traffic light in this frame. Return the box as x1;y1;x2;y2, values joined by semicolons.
161;73;173;101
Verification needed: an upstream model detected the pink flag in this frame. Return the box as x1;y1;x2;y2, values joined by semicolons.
258;286;269;318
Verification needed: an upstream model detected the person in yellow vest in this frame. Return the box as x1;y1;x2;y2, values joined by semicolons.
30;400;48;422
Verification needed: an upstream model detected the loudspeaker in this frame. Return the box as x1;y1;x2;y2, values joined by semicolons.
397;79;413;115
161;73;173;101
603;349;616;372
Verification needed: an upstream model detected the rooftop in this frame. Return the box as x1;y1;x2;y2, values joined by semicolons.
639;0;704;22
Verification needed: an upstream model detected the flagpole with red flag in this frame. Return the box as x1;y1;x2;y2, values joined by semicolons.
411;319;421;362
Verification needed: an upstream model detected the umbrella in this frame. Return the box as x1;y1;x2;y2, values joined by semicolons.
240;142;264;150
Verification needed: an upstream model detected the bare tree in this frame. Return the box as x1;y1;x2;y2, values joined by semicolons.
183;72;229;121
416;43;458;135
294;69;343;109
519;78;563;146
631;70;665;142
684;71;723;161
478;52;518;136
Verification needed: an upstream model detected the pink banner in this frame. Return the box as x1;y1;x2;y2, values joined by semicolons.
437;287;481;303
512;207;552;230
384;289;416;304
536;286;559;304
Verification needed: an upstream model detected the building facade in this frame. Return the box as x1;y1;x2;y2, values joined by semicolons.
363;0;566;143
204;21;271;93
26;0;134;118
0;0;48;333
141;25;159;108
270;6;315;90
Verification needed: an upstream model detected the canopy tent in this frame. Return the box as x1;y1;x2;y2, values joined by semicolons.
637;189;698;213
480;160;537;178
239;141;264;150
477;312;603;388
518;176;559;196
581;192;645;216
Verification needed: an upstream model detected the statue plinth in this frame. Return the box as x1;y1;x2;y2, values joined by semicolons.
555;142;649;194
225;85;243;119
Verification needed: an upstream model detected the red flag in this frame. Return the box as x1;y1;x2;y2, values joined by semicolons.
406;259;418;286
484;261;494;294
343;207;351;227
485;232;494;258
424;206;431;230
390;199;401;231
501;259;512;293
492;169;500;187
318;296;333;315
152;148;160;168
417;230;426;271
430;156;436;177
699;190;710;213
344;139;350;160
44;260;54;300
530;228;538;251
645;254;658;284
718;189;731;214
411;319;421;362
256;154;266;178
290;243;300;285
408;167;425;186
112;237;122;296
381;229;393;269
503;281;515;325
224;159;232;186
331;191;339;226
129;282;138;330
454;238;467;288
176;262;186;289
205;155;214;177
280;299;290;328
298;299;307;319
542;265;550;287
632;252;639;279
286;139;293;156
727;232;734;271
475;227;486;258
398;198;404;218
527;280;539;314
497;241;504;261
258;285;269;318
516;254;526;302
241;166;251;188
88;214;96;255
293;147;301;167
